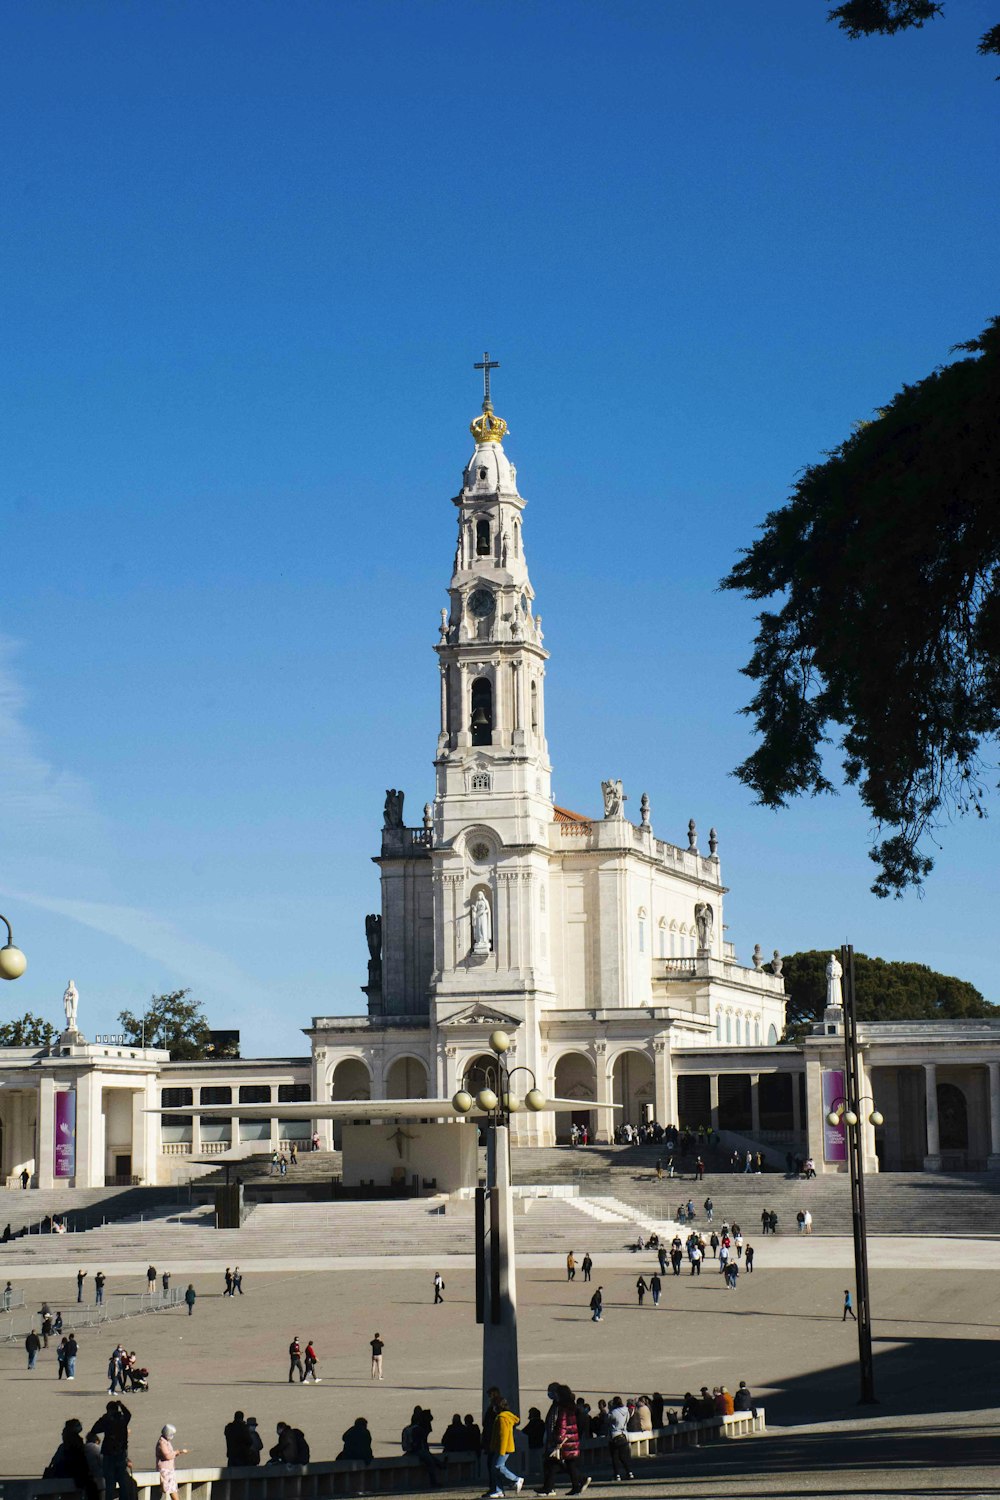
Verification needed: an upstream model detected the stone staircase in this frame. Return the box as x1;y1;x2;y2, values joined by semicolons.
512;1145;1000;1236
0;1184;185;1238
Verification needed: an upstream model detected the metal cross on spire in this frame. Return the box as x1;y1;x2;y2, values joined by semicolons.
474;350;500;407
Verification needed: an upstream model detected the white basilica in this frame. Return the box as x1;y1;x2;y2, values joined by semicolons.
307;376;787;1145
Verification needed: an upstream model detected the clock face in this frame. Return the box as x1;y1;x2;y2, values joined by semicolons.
468;588;494;618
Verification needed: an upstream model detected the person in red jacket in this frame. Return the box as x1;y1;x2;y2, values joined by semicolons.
539;1385;590;1496
303;1340;320;1383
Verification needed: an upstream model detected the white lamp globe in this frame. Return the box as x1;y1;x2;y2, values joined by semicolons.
0;944;26;981
524;1089;546;1112
826;1111;840;1127
451;1090;474;1114
477;1088;499;1113
844;1109;859;1126
869;1109;884;1127
489;1029;511;1054
503;1094;524;1113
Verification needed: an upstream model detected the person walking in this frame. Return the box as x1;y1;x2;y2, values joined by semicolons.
719;1243;729;1275
486;1395;522;1497
566;1252;576;1282
184;1284;196;1316
224;1268;233;1297
760;1208;770;1236
581;1253;593;1283
3;1280;13;1310
635;1275;647;1306
76;1269;87;1304
88;1399;131;1500
26;1328;40;1370
796;1210;806;1234
540;1385;590;1497
20;1167;30;1189
303;1339;320;1382
146;1266;157;1294
735;1231;744;1259
843;1289;856;1322
40;1308;53;1348
606;1397;634;1481
95;1272;106;1306
232;1266;243;1295
155;1424;188;1500
433;1270;445;1304
589;1286;603;1322
745;1244;755;1273
689;1243;702;1275
704;1196;714;1222
657;1244;667;1275
370;1331;384;1380
650;1273;662;1307
696;1155;705;1180
804;1209;813;1234
288;1337;305;1383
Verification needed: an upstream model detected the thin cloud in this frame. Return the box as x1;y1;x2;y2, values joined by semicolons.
0;637;98;832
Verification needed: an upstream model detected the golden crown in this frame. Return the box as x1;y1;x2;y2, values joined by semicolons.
470;401;508;445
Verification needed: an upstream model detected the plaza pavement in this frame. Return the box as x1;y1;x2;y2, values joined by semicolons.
2;1234;1000;1488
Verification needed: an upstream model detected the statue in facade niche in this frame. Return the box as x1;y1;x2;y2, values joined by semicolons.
63;980;79;1032
383;789;404;828
601;779;625;818
471;892;492;953
694;902;714;953
364;914;382;963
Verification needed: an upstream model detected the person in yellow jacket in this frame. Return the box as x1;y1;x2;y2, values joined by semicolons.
487;1397;523;1498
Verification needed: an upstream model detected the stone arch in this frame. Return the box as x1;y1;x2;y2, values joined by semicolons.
937;1081;969;1150
462;1052;504;1095
754;1018;761;1046
611;1048;654;1127
330;1057;371;1102
767;1023;779;1046
384;1054;429;1101
735;1015;743;1046
716;1010;723;1042
725;1011;733;1045
553;1051;597;1143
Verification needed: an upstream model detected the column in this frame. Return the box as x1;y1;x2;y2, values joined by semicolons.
750;1073;761;1137
439;665;449;738
791;1069;802;1142
857;1054;879;1174
37;1074;56;1189
988;1062;1000;1169
74;1072;101;1188
923;1061;941;1171
595;1048;614;1144
653;1041;673;1129
456;663;471;747
709;1074;719;1134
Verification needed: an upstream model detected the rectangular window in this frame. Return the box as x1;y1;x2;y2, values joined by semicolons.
278;1083;311;1103
161;1088;193;1109
239;1084;271;1104
200;1086;232;1106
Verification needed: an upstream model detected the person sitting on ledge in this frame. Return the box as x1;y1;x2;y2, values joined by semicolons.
337;1418;373;1466
733;1381;756;1414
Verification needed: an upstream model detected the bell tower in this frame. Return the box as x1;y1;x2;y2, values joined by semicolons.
432;356;553;847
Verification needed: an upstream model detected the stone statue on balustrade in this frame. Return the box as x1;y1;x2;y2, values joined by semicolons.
63;979;79;1033
694;902;714;955
383;789;405;829
601;779;625;818
825;953;844;1012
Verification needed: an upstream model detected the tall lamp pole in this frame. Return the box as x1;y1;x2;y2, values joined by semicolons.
452;1030;546;1412
828;944;881;1404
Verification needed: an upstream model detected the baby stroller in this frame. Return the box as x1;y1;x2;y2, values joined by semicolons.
128;1365;150;1393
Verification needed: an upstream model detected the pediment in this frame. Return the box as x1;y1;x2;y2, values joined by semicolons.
438;1003;521;1028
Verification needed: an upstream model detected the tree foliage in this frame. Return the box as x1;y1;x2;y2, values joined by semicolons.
828;2;1000;72
781;949;998;1039
722;318;1000;896
0;1011;58;1047
118;989;213;1061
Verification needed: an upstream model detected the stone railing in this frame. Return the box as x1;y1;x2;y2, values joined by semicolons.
0;1412;765;1500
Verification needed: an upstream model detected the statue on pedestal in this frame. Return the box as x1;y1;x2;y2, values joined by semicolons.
601;779;625;818
383;789;404;829
694;902;714;954
63;980;79;1033
471;892;492;954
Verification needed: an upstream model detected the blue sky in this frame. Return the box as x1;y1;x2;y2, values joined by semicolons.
2;1;998;1053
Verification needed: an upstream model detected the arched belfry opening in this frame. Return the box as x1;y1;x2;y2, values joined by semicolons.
471;677;493;746
476;519;491;556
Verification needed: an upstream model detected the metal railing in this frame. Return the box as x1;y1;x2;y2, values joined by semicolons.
0;1287;184;1344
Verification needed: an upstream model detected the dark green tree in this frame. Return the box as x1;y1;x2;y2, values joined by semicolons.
118;989;213;1061
722;317;1000;896
0;1012;58;1047
828;2;1000;73
781;949;998;1039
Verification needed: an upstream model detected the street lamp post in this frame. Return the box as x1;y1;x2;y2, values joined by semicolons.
452;1029;546;1412
0;915;27;981
826;944;880;1404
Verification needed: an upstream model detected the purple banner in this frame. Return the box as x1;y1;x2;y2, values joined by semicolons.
822;1069;846;1162
54;1089;76;1179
